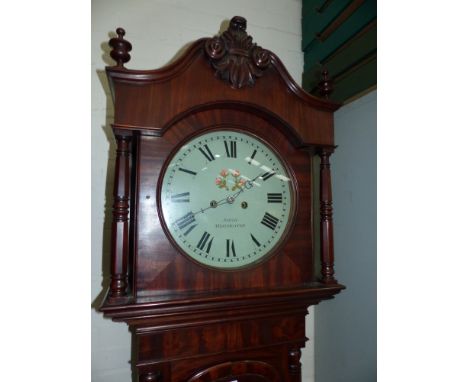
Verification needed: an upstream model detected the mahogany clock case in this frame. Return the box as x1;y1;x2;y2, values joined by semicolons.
138;116;308;296
99;16;345;382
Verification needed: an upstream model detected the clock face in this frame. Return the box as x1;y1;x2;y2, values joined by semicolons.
159;129;295;269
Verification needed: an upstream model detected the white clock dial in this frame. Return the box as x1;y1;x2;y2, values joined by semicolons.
159;130;294;269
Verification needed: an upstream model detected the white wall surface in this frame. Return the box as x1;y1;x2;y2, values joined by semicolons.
314;91;377;382
91;1;311;381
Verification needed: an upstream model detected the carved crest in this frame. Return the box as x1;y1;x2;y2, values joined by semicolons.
204;16;272;89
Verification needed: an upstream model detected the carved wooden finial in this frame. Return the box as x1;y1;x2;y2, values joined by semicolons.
318;68;333;99
230;15;247;31
204;16;272;89
109;27;132;67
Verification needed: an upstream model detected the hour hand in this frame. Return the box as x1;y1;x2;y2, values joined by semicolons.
193;196;229;215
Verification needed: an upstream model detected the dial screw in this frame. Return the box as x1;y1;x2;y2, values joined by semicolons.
210;200;218;208
241;201;248;209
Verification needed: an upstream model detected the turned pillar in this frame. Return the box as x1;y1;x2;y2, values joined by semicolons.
109;132;131;298
319;147;337;284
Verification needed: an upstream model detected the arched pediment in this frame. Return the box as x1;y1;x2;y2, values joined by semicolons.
106;16;340;147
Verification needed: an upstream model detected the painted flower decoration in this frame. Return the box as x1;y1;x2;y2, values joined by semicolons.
215;169;245;191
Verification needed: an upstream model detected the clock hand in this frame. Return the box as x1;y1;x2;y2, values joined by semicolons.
229;185;245;200
192;184;245;216
220;171;263;203
193;194;230;216
242;171;264;190
193;171;267;216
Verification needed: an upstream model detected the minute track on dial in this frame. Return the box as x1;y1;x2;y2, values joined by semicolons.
160;130;294;269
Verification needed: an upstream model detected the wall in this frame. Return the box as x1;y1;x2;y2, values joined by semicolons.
314;90;377;382
91;1;309;381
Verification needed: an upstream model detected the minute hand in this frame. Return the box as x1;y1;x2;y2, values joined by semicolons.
229;171;267;201
243;171;267;190
193;172;268;216
219;171;266;203
193;186;247;216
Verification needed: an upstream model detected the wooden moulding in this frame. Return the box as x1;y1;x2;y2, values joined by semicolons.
100;17;345;381
105;20;340;147
101;283;344;323
101;18;345;310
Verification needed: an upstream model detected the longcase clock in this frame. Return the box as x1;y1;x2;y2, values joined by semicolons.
99;16;344;382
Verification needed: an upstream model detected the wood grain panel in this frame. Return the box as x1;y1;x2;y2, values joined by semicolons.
100;17;345;382
135;112;313;296
108;43;338;146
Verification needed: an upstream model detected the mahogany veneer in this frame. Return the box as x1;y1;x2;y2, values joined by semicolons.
100;16;344;382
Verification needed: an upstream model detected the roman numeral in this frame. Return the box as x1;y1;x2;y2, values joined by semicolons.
250;234;261;247
183;223;197;236
171;192;190;203
178;168;197;176
261;170;276;181
175;211;196;231
247;149;257;165
196;231;213;253
224;140;237;158
226;239;236;257
261;212;279;230
198;145;215;161
267;193;283;203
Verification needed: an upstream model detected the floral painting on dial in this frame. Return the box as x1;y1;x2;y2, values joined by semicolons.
215;169;246;191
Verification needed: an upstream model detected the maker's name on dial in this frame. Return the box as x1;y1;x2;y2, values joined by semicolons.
215;217;245;229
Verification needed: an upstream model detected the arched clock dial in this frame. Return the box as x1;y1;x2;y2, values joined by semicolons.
159;129;295;269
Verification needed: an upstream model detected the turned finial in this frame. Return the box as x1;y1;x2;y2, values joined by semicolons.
230;15;247;31
318;68;333;99
109;27;132;67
